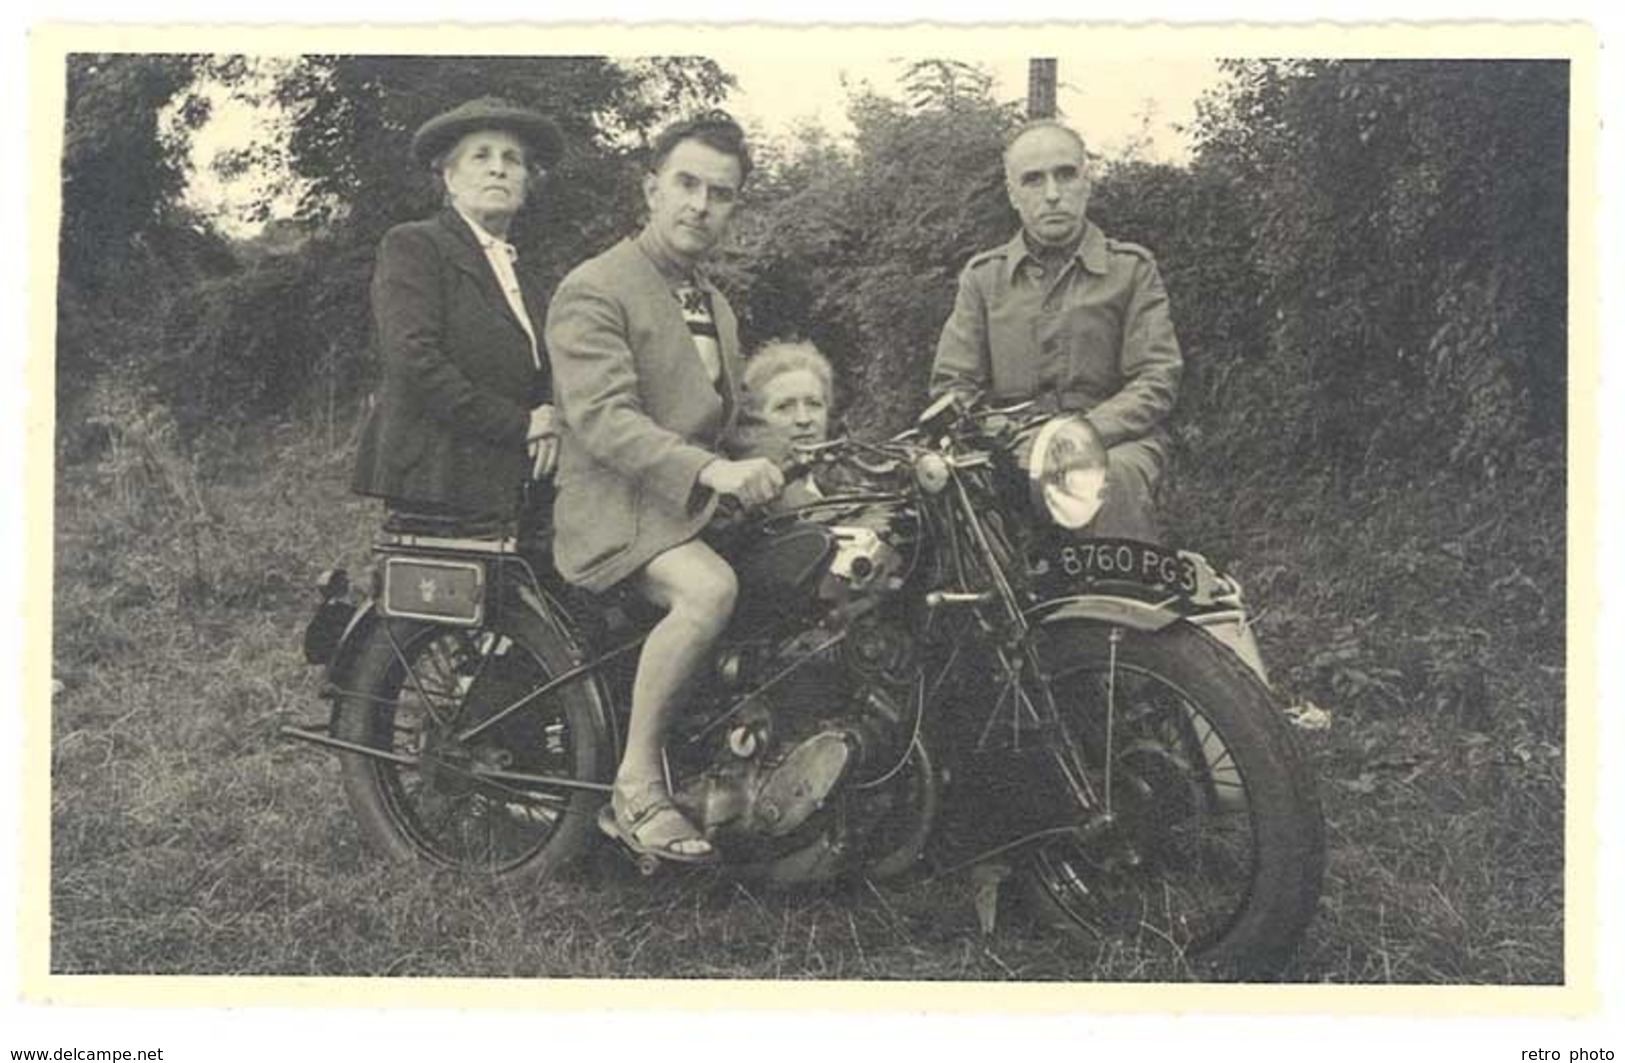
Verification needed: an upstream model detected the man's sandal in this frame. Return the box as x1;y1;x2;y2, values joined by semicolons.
597;780;718;866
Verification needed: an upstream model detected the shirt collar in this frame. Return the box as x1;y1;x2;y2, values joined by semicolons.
634;226;706;290
1002;221;1108;285
453;206;518;262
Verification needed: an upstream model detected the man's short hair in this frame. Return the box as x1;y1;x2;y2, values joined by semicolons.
648;109;754;186
1003;119;1089;169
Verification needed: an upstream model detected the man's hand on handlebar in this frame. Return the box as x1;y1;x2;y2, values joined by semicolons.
699;457;785;509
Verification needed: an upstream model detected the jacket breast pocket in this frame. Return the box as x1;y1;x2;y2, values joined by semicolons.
1063;304;1124;394
987;310;1040;398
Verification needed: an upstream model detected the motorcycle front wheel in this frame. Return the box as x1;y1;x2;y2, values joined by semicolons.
1020;620;1325;978
329;603;610;880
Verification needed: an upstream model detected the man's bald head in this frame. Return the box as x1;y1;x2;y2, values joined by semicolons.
1003;119;1089;172
1003;120;1092;248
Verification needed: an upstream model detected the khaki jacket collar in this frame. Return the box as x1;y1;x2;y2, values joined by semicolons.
1000;220;1109;286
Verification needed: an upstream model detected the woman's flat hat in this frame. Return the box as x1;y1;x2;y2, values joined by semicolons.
412;97;564;168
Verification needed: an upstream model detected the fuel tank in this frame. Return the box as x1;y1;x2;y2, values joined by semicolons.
728;524;838;630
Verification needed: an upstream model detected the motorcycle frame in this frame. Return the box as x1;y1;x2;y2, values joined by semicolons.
286;419;1267;865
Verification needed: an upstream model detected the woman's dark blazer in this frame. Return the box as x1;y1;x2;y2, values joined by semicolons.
351;209;549;519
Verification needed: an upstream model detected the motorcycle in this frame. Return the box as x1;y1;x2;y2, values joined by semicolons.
286;393;1325;977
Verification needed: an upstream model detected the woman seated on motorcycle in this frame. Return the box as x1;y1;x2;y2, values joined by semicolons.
545;112;782;865
733;339;839;510
734;340;882;510
351;97;564;531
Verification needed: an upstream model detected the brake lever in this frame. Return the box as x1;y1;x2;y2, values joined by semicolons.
978;398;1039;418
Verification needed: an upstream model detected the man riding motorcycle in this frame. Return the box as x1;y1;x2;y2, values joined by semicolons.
931;119;1182;544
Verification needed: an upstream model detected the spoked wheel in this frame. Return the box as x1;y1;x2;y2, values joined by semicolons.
1021;621;1324;978
330;603;610;880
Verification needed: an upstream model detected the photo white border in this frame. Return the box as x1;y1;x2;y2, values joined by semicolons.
7;2;1618;1057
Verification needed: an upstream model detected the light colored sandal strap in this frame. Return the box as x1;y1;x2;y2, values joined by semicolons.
612;781;713;858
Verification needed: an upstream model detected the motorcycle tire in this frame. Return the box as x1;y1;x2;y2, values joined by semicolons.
330;602;610;881
1018;620;1325;979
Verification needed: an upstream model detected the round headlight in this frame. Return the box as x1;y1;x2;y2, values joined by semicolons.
1026;415;1107;530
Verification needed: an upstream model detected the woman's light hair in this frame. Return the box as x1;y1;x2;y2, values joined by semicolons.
742;339;835;413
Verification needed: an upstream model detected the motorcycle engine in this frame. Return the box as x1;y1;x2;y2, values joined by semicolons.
685;619;907;826
667;518;931;880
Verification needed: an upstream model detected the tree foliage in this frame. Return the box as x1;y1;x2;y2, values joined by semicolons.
1189;59;1568;478
59;54;1568;496
59;54;733;440
258;56;730;260
1088;158;1266;428
60;53;213;294
57;54;235;423
726;62;1022;431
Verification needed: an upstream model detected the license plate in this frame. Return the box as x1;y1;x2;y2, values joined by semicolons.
1033;537;1216;604
381;556;486;625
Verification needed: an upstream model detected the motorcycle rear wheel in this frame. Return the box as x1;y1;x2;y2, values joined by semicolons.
1021;620;1325;978
330;604;610;880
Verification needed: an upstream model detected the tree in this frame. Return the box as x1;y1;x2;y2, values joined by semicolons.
59;53;213;295
78;54;733;437
56;53;234;425
1089;158;1266;432
249;55;733;275
728;63;1022;432
1190;59;1568;478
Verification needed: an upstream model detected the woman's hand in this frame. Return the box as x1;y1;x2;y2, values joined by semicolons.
527;404;559;480
698;456;785;508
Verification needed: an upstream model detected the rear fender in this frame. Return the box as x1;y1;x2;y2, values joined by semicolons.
323;585;623;754
323;599;383;691
512;581;623;754
1182;609;1271;686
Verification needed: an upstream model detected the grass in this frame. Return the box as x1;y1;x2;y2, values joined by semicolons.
46;410;1566;984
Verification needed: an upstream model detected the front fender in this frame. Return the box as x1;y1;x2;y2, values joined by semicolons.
1025;594;1183;633
1026;594;1270;685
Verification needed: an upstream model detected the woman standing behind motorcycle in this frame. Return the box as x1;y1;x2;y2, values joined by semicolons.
351;97;565;528
545;112;783;866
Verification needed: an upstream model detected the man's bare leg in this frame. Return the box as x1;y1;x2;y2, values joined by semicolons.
612;538;738;858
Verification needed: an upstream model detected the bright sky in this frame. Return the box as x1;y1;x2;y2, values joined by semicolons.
186;52;1221;231
722;54;1221;164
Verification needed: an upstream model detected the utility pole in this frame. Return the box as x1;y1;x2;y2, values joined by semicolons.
1027;58;1057;119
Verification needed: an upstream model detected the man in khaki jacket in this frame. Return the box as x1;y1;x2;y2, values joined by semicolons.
931;120;1183;542
546;112;782;865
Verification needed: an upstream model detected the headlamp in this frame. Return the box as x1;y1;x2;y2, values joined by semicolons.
1025;415;1108;530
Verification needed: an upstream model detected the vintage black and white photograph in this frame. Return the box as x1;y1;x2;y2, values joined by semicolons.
23;15;1598;1023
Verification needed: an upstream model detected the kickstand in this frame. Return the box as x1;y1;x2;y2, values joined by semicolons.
969;861;1013;936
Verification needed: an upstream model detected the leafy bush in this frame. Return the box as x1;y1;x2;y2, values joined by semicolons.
1188;60;1567;479
725;62;1021;434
